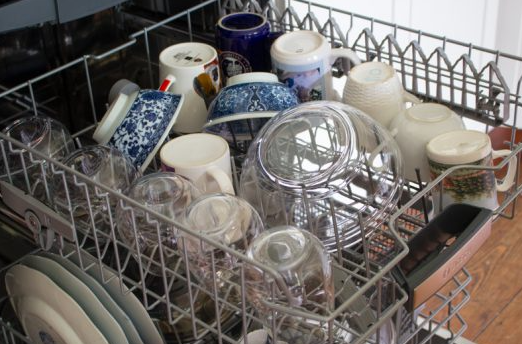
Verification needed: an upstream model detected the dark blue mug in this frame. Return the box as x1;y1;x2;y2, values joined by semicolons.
215;12;277;82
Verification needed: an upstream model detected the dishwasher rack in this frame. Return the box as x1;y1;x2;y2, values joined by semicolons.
0;0;522;343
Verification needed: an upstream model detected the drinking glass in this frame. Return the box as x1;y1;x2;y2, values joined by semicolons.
245;226;333;344
116;172;201;276
54;145;140;241
0;115;75;204
178;193;264;303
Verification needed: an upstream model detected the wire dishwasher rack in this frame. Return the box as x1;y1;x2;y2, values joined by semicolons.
0;0;522;343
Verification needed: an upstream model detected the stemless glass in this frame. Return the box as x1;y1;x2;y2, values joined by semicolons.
239;101;404;252
116;172;201;275
178;193;264;303
54;145;140;241
0;115;75;204
245;226;333;344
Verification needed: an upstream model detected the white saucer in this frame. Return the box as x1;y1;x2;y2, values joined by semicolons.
67;249;164;344
21;255;128;344
5;264;108;344
39;252;144;344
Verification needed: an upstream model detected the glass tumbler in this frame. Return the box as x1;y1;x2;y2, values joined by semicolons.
54;145;140;241
0;115;75;204
116;172;201;276
245;226;334;344
178;193;264;303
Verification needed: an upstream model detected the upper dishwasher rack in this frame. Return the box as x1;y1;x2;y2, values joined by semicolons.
0;1;521;344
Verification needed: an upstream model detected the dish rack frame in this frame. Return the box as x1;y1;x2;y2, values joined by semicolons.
0;0;521;343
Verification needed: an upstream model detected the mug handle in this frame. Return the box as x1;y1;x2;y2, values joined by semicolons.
492;149;518;192
366;128;399;173
197;166;235;195
329;48;362;73
159;74;176;92
403;90;421;104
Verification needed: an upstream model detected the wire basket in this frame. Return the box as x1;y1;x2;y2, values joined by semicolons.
0;1;521;344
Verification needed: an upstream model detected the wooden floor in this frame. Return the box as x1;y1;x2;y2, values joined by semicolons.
458;197;522;344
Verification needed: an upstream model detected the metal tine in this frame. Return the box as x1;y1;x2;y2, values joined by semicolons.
209;250;224;344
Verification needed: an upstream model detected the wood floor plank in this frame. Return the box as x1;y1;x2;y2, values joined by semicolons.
474;287;522;344
458;202;522;341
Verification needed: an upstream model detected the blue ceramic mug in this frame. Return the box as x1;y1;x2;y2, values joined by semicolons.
215;12;277;82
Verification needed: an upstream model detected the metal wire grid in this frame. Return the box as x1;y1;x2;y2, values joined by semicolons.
0;119;408;344
0;0;520;343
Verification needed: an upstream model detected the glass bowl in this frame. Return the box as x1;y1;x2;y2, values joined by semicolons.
239;101;404;252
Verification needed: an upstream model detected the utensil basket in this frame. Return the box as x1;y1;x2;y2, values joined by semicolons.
0;1;521;343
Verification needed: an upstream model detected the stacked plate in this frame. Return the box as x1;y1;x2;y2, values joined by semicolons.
5;251;164;344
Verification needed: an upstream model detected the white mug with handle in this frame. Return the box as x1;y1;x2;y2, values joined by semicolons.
159;42;221;133
160;133;235;194
343;61;421;128
426;129;517;213
270;30;361;102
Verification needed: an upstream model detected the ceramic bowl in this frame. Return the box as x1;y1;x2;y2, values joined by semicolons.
93;89;184;172
203;72;299;142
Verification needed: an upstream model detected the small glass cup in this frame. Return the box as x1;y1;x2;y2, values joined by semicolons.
54;145;140;241
116;172;201;275
0;115;75;204
178;193;264;303
245;226;334;344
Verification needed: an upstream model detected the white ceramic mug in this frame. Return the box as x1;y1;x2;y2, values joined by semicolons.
159;42;221;133
389;103;466;182
426;130;517;212
159;133;234;194
342;61;420;128
270;30;361;102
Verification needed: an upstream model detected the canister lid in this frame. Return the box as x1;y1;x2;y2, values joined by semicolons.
426;130;491;164
349;61;396;84
159;42;217;68
406;103;454;123
270;30;329;65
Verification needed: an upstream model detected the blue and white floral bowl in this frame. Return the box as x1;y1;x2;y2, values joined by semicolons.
203;72;299;141
93;89;183;172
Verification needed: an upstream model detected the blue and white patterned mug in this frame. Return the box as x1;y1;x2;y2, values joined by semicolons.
203;72;299;142
93;89;183;171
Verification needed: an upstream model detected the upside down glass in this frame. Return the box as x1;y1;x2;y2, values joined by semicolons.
54;145;140;241
178;193;264;304
245;226;333;344
0;115;75;204
116;172;201;275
